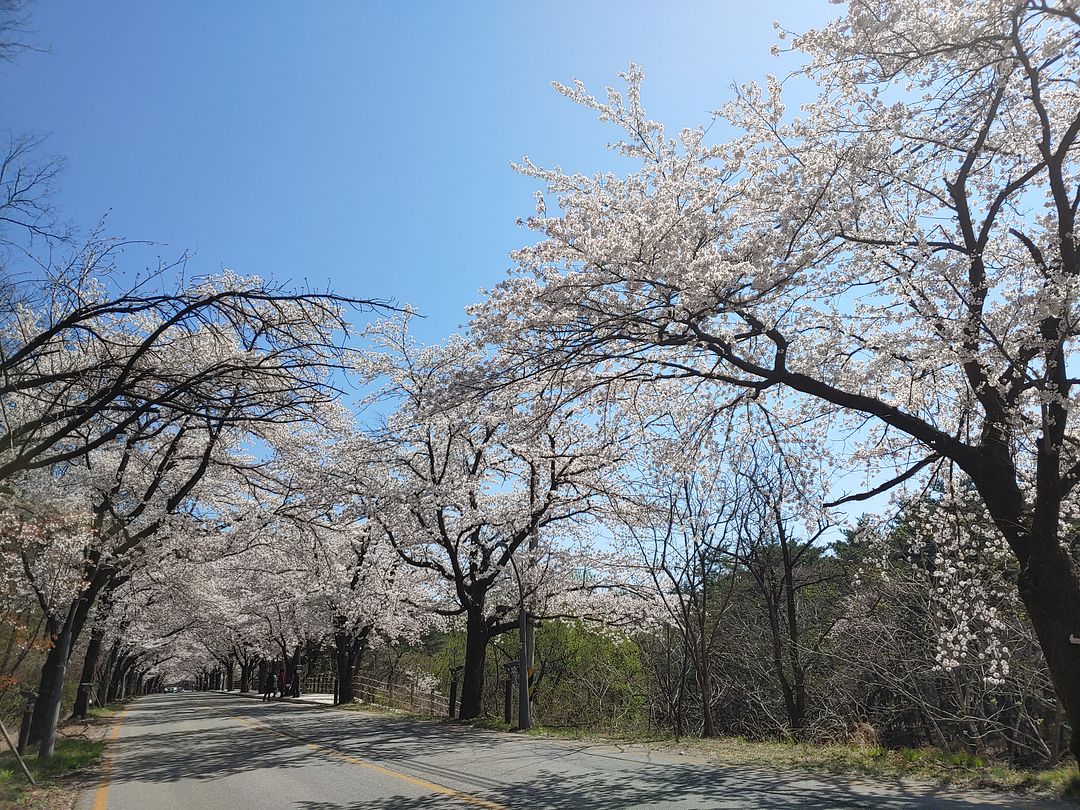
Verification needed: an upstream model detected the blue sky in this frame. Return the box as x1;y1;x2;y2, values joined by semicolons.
5;1;833;343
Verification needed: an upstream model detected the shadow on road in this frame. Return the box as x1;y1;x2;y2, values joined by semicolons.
288;764;1013;810
109;694;1055;809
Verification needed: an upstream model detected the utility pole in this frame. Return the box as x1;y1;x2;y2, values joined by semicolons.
518;607;531;730
517;469;542;731
524;524;538;720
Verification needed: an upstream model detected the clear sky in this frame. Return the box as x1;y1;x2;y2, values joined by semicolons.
4;1;833;343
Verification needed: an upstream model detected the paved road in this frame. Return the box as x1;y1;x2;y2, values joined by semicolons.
77;692;1068;809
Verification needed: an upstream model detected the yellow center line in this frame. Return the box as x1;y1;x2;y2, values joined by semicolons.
229;712;506;810
91;702;133;810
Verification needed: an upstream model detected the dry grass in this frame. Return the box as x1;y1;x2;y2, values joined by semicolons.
662;736;1080;800
507;724;1080;803
328;696;1080;802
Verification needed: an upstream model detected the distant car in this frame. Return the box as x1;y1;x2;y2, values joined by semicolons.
165;686;183;693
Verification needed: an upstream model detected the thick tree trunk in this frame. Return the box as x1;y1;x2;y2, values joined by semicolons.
72;630;104;719
334;624;368;705
239;662;251;693
29;620;74;758
29;573;110;756
287;645;303;697
111;657;133;702
1016;536;1080;764
973;456;1080;765
98;642;120;706
335;641;357;704
458;609;490;720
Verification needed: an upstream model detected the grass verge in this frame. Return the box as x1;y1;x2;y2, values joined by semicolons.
0;737;104;807
661;736;1080;802
465;720;1080;803
86;699;135;723
321;696;1080;803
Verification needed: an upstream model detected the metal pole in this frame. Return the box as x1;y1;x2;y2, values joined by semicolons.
526;524;539;722
518;609;531;730
448;667;462;718
524;608;535;716
0;719;35;786
16;699;33;755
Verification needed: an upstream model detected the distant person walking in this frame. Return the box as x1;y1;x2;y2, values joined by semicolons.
278;667;288;699
262;672;277;702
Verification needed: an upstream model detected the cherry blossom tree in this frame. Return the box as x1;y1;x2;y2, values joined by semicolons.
15;410;230;755
353;321;617;719
473;0;1080;759
0;266;375;483
833;481;1066;761
4;271;375;757
305;520;428;704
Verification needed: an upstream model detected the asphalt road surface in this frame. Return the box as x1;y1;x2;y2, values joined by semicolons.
77;692;1070;809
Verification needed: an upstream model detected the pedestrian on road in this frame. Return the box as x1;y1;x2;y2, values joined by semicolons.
263;672;277;702
278;667;287;699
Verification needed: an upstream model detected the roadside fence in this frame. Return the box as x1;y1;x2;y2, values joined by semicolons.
300;671;456;718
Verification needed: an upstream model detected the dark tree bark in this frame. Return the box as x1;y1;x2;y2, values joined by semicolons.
781;538;807;734
458;607;491;720
72;628;104;720
333;622;370;705
256;660;268;694
28;572;106;756
97;641;120;707
1011;531;1080;763
696;629;717;738
28;621;71;757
